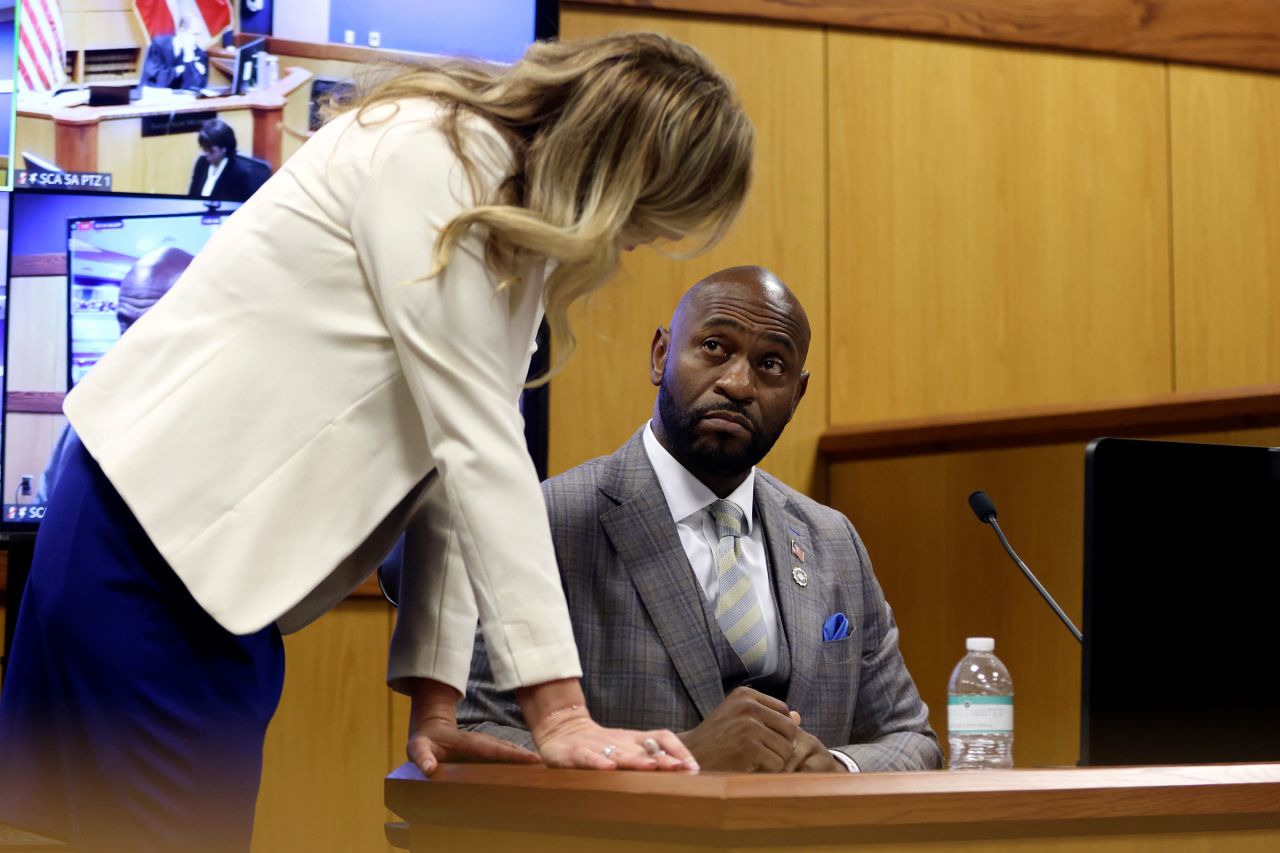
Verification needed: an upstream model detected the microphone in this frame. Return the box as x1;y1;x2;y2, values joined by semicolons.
967;490;1083;644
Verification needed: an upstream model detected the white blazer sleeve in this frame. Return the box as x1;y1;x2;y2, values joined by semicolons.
387;477;480;694
350;118;581;693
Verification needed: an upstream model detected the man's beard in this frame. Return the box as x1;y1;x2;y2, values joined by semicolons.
656;379;782;479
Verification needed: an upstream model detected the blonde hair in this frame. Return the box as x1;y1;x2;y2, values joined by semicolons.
327;32;754;379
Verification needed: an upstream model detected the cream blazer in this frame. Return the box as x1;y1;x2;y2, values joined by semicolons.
64;99;582;694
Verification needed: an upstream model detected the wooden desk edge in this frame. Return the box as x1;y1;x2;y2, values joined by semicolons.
385;763;1280;841
16;68;314;124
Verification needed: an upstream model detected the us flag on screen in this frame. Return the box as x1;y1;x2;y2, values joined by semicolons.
136;0;234;41
17;0;67;93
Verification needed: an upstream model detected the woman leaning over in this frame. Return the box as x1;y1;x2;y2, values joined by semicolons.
0;32;754;851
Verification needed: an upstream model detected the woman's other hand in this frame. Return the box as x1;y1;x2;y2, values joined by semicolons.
407;678;539;775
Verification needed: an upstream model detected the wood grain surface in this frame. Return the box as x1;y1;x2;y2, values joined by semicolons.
549;6;829;495
1171;64;1280;392
388;761;1280;848
820;384;1280;460
827;30;1172;426
569;0;1280;73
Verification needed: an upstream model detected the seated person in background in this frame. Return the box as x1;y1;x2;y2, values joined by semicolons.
39;246;195;501
189;119;270;202
141;14;208;90
461;266;942;772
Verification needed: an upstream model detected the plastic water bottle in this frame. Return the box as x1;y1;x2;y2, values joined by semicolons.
947;637;1013;769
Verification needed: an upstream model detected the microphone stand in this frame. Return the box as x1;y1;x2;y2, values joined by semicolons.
988;517;1083;644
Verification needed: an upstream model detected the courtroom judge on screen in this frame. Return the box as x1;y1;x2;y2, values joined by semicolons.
141;14;209;90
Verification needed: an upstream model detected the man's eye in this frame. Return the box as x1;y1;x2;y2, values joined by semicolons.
762;357;785;373
703;340;722;353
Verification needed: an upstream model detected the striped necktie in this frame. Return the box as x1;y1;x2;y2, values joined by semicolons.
709;499;768;677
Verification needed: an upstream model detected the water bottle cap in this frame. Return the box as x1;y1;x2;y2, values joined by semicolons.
966;637;995;652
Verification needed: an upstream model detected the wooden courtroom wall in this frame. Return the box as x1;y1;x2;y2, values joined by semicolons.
827;32;1172;421
1171;64;1280;392
822;59;1280;768
551;7;829;496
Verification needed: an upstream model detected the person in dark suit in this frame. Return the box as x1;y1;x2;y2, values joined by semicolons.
461;266;942;773
141;15;209;90
188;119;270;202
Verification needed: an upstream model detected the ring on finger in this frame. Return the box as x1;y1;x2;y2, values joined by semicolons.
602;744;618;759
642;737;665;757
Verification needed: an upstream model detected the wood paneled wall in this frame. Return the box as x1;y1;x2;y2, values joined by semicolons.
828;32;1172;423
1171;65;1280;392
551;8;829;495
574;0;1280;74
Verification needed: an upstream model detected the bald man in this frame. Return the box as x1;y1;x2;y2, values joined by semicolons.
39;247;195;502
460;267;941;772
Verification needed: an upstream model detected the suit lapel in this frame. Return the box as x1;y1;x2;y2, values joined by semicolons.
599;433;724;719
757;476;822;712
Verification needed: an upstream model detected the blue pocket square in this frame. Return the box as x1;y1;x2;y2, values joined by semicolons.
822;612;851;642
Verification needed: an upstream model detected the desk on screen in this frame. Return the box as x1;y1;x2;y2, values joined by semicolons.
15;68;313;196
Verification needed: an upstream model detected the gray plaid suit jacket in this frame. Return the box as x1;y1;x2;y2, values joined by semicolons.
459;427;942;771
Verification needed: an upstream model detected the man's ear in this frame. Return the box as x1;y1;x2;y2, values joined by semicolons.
650;327;670;387
789;370;810;419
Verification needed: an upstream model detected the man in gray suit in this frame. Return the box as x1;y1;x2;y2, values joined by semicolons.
461;266;941;772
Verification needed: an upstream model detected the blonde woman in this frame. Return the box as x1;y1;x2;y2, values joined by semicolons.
0;33;753;852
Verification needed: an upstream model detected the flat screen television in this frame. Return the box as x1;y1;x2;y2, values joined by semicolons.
233;36;266;95
0;187;550;533
274;0;558;63
1;189;242;532
1081;437;1280;765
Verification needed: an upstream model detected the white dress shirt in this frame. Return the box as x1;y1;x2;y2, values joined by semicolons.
642;421;782;676
641;422;859;772
200;156;227;197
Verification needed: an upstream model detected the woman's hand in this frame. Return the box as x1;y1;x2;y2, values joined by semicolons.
407;678;540;775
534;713;697;771
518;678;699;772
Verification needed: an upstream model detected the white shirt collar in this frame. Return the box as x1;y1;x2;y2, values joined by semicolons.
201;156;228;196
642;420;755;532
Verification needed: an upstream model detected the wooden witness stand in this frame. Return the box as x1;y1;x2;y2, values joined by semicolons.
385;762;1280;852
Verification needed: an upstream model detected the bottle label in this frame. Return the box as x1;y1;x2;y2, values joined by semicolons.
948;695;1013;734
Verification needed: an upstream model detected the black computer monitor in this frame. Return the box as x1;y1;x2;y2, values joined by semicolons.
233;36;266;95
1081;437;1280;765
1;189;241;532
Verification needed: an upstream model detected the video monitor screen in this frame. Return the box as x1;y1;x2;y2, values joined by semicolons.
13;1;557;197
0;1;13;189
1;190;241;530
289;0;558;63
